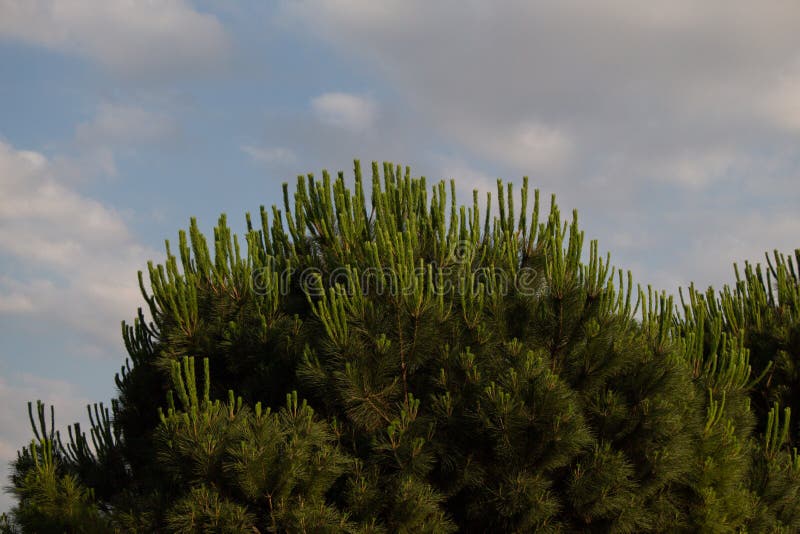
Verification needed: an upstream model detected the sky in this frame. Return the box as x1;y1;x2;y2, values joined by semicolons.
0;0;799;513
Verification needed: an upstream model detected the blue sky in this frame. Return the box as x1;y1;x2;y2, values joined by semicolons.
1;0;799;512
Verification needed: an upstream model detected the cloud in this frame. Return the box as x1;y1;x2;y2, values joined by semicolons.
54;102;179;181
75;103;178;148
281;1;800;165
461;121;574;174
0;0;229;77
436;156;496;195
311;92;378;132
242;145;297;167
278;0;800;292
760;69;800;132
655;149;740;190
0;140;158;348
674;210;800;292
0;281;34;313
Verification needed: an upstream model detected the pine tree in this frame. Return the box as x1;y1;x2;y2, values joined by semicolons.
677;250;800;532
4;161;799;532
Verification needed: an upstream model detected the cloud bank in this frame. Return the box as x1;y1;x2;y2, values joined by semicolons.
0;0;229;77
277;0;800;291
0;140;156;348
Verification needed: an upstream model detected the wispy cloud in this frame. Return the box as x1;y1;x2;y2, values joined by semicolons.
242;145;297;167
311;92;378;132
0;140;158;348
75;103;178;148
280;0;800;291
459;121;574;174
58;102;180;179
655;149;740;190
0;0;229;77
760;68;800;132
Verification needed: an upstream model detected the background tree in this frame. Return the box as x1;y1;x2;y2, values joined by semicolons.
4;161;799;532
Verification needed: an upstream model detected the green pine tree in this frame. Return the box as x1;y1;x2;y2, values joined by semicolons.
4;161;799;532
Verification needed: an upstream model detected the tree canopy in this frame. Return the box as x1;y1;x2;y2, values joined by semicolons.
3;161;799;532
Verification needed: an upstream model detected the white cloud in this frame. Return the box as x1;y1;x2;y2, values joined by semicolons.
462;121;574;173
0;140;157;347
311;92;378;132
0;282;34;313
761;69;800;131
436;157;495;195
278;0;800;293
54;103;179;181
75;103;178;147
680;211;800;291
0;0;229;77
242;145;297;166
656;149;740;190
282;0;800;163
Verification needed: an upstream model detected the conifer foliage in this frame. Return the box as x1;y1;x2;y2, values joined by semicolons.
3;161;799;532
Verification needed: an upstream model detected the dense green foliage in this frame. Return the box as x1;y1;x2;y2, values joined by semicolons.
3;161;799;532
